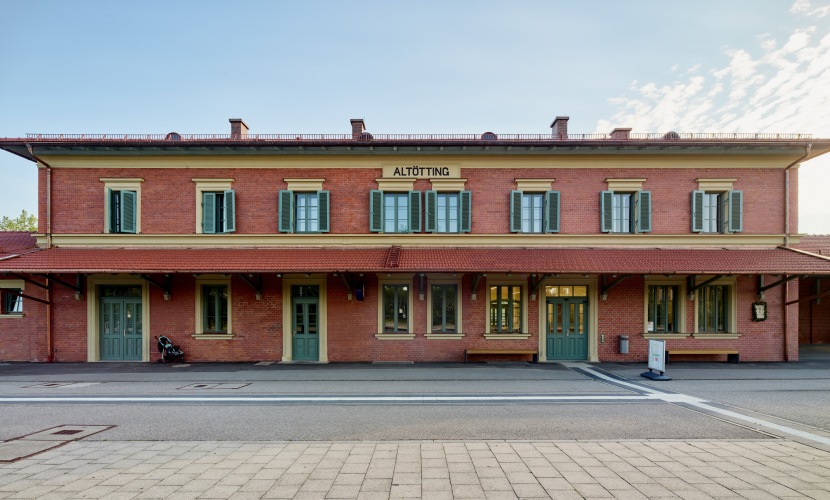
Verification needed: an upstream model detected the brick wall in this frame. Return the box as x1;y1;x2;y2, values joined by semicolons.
0;280;49;361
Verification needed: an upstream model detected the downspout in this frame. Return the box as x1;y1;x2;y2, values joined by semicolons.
783;143;811;361
26;144;54;361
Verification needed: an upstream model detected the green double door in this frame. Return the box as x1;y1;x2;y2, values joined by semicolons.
292;286;319;361
100;298;143;361
546;298;588;360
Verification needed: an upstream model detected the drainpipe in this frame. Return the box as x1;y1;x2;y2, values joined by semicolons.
26;144;54;361
784;143;811;247
782;143;811;362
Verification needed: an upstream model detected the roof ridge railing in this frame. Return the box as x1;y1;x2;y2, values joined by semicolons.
22;132;814;141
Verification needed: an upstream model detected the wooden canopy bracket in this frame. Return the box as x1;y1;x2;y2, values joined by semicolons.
139;274;172;300
687;275;724;295
6;273;49;290
471;273;484;301
2;288;50;305
236;274;262;300
600;275;630;299
760;274;800;293
339;273;353;301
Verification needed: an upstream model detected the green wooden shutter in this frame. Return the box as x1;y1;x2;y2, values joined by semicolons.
202;192;216;234
636;191;651;233
600;190;614;233
278;190;293;233
691;190;705;232
369;190;383;232
510;190;523;232
408;191;421;233
545;191;560;233
318;190;330;233
460;190;472;233
424;191;437;232
108;188;117;233
728;190;743;233
121;190;137;234
223;189;236;233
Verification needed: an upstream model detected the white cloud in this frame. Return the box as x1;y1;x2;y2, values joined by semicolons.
596;14;830;233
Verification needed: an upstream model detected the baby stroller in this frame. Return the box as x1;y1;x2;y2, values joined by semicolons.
156;335;185;363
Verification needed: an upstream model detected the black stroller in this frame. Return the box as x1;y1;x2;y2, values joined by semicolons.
156;335;185;363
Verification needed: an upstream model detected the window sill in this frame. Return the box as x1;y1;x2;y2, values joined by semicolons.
424;333;465;340
643;333;690;339
692;333;742;339
483;333;531;340
0;314;25;319
192;333;235;340
375;333;416;340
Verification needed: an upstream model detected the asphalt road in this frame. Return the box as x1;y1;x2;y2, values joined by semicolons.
0;353;828;446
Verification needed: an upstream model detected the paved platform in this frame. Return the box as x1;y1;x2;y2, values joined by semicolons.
1;439;830;499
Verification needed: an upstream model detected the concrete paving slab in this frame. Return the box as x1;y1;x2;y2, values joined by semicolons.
18;425;114;442
0;441;62;462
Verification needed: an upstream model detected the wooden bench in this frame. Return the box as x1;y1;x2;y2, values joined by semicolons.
666;349;739;363
464;348;538;363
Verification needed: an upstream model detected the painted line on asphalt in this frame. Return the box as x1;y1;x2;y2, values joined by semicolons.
0;394;655;403
576;364;830;447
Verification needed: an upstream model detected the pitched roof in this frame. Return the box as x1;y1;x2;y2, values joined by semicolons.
2;246;830;275
797;235;830;257
0;232;37;259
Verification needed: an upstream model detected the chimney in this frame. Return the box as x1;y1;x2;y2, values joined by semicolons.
550;116;569;139
350;118;366;139
229;118;249;139
610;128;632;140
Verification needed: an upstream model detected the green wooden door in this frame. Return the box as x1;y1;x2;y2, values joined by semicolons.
100;298;143;361
546;298;588;360
292;287;319;361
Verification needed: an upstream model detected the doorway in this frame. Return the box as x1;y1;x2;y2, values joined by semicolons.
291;285;319;361
99;286;143;361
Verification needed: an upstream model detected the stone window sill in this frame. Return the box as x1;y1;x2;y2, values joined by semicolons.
191;334;235;340
692;333;742;339
374;333;416;340
643;333;690;340
424;333;465;340
483;333;531;340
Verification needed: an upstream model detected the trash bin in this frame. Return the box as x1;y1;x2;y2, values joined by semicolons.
619;335;629;354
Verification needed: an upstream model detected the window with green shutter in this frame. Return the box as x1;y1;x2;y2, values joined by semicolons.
601;190;650;233
426;191;471;233
202;190;236;234
108;189;137;234
691;190;742;233
279;191;330;233
511;191;558;233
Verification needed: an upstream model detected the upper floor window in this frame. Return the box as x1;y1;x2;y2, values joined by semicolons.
202;190;236;234
692;190;742;233
108;190;137;234
1;289;22;315
425;191;472;233
510;190;559;233
369;190;421;233
278;190;330;233
600;190;651;233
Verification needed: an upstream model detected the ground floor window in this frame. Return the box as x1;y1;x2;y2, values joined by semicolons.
0;289;22;314
431;284;457;333
490;285;522;333
648;285;678;333
383;284;409;332
202;285;229;334
698;285;729;333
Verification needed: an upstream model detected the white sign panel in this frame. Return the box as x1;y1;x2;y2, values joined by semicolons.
648;339;666;373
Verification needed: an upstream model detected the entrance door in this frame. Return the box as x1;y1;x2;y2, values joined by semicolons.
100;297;143;361
546;298;588;360
292;285;319;361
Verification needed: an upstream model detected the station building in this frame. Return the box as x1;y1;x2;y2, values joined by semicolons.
2;117;830;363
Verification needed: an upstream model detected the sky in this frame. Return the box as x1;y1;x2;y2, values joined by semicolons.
1;0;829;232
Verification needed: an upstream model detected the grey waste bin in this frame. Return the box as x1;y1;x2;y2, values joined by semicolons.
619;335;629;354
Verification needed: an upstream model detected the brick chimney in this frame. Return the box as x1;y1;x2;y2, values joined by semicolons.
229;118;249;139
610;128;632;140
350;119;366;139
550;116;569;139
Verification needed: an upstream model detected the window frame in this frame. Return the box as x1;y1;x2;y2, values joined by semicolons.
692;276;738;335
193;179;235;234
692;189;743;234
486;281;527;335
376;276;415;338
194;276;233;337
0;280;25;317
279;190;331;233
101;178;143;234
425;276;464;338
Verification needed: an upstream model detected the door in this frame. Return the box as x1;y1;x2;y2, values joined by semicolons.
546;298;588;360
100;297;143;361
292;285;319;361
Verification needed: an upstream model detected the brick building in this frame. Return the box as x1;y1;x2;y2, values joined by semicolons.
2;117;830;363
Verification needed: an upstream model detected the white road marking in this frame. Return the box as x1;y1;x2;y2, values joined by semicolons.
0;395;652;403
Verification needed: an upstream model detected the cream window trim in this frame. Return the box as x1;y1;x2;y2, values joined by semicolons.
193;178;234;234
691;333;742;340
377;275;415;335
374;333;417;340
515;179;555;191
484;276;528;335
605;178;646;191
483;333;532;340
424;333;466;339
426;276;463;335
101;177;144;233
696;178;737;191
429;178;468;191
643;277;687;334
0;279;25;317
692;276;738;334
195;275;233;336
86;274;150;362
284;178;326;191
192;334;236;340
375;178;416;191
643;334;691;340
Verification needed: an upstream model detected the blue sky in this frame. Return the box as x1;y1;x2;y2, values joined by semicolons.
2;0;829;232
